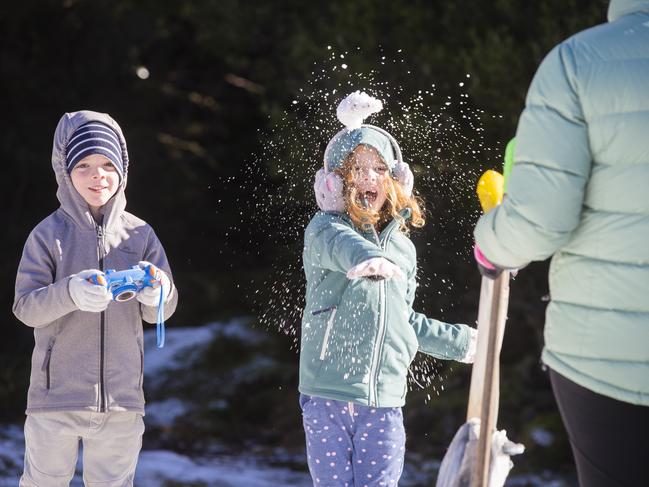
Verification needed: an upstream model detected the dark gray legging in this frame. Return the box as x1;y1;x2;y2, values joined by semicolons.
549;369;649;487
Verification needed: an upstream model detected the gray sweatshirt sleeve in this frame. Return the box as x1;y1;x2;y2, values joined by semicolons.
13;229;77;328
140;227;178;324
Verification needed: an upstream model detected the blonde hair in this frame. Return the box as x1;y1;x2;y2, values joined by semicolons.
335;145;425;234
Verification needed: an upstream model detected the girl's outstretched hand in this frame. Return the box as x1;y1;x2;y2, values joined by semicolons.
346;257;405;281
392;161;414;197
314;168;345;212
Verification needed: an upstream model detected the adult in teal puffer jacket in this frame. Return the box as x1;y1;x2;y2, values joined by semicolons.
299;92;476;487
473;1;649;485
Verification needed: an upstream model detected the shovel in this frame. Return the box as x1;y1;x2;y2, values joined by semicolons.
436;140;524;487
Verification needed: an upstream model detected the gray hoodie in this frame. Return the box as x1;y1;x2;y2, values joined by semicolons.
13;110;178;414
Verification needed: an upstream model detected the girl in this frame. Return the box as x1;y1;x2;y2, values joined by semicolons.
299;92;477;486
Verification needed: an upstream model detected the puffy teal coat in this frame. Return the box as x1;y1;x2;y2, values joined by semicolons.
474;0;649;405
299;211;470;408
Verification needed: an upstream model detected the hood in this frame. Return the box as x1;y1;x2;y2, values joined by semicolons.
51;110;129;231
324;126;397;173
608;0;649;21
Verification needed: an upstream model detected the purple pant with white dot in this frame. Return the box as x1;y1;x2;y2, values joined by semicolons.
300;394;406;487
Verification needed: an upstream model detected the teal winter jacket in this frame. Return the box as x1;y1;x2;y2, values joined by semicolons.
299;211;470;408
474;0;649;405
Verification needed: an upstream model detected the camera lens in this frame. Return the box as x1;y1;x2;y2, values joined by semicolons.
115;290;136;301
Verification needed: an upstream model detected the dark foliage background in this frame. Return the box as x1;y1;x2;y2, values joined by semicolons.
0;0;608;480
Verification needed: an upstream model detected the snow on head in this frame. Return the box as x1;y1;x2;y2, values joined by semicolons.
336;91;383;130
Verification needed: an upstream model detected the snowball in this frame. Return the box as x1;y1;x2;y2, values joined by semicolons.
336;91;383;130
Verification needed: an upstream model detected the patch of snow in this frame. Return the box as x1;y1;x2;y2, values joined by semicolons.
0;319;574;486
145;398;189;426
0;424;25;485
209;399;229;410
141;320;275;430
0;425;312;487
226;356;277;386
143;323;216;376
0;421;574;487
144;319;266;377
506;473;570;487
530;427;554;447
212;320;267;344
135;450;312;487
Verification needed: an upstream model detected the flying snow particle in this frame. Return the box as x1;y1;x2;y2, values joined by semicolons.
135;66;150;80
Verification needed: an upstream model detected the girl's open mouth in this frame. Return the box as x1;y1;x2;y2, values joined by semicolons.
362;191;378;205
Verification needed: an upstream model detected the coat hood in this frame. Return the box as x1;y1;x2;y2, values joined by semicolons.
608;0;649;21
324;126;397;173
52;110;129;231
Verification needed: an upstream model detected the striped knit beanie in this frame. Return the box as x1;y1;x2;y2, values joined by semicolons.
66;122;124;180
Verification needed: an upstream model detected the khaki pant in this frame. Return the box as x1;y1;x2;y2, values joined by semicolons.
20;411;144;487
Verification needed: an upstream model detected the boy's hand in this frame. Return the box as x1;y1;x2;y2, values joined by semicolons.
346;257;405;281
136;261;171;307
68;270;112;312
314;169;345;212
458;327;478;364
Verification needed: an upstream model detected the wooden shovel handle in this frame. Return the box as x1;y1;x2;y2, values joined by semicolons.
467;271;510;487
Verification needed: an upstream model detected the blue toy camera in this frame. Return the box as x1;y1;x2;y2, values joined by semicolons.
90;265;167;348
91;266;157;302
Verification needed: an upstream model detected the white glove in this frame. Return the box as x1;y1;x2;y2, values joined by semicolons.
314;168;345;212
346;257;405;281
68;269;112;312
458;327;478;364
136;261;172;307
392;161;414;197
491;428;526;486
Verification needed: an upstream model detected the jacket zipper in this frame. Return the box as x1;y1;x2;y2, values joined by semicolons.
319;308;337;360
369;280;387;406
42;344;53;390
97;224;107;412
139;344;144;389
367;220;400;406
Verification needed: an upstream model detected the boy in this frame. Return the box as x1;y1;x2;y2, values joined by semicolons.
13;110;178;486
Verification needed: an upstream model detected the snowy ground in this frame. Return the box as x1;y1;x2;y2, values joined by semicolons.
0;321;574;486
0;321;312;487
0;423;312;487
